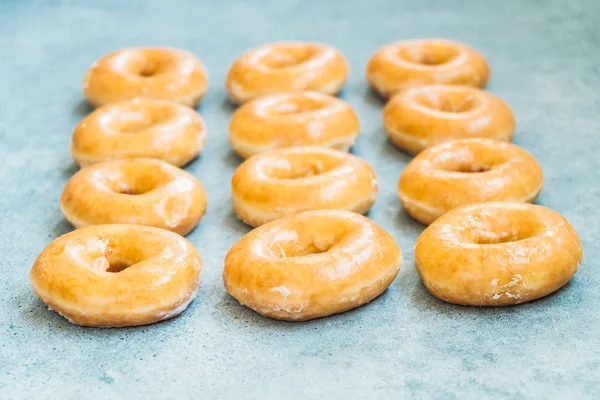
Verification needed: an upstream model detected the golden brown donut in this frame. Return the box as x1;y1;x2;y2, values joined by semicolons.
226;42;349;103
30;224;202;327
71;99;206;167
231;146;378;227
398;139;543;225
415;202;583;306
229;91;360;159
223;210;403;320
84;47;208;108
383;85;515;154
60;158;207;236
366;39;489;98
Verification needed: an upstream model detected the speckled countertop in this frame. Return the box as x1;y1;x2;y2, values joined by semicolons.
1;0;599;398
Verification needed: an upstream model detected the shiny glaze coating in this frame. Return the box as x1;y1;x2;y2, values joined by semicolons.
232;147;378;227
384;85;515;154
84;47;208;107
229;91;360;159
60;158;207;236
366;39;489;98
30;224;203;327
71;99;206;167
223;210;403;320
398;139;544;225
226;42;349;103
415;202;583;306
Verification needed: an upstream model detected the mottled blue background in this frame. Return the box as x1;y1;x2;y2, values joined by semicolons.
1;0;599;398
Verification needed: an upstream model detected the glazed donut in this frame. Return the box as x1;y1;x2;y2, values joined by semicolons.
415;202;583;306
71;99;206;167
30;224;202;327
383;85;515;154
60;158;207;236
398;139;543;225
226;42;349;103
231;147;378;227
366;39;489;98
229;91;360;159
84;47;208;108
223;210;402;321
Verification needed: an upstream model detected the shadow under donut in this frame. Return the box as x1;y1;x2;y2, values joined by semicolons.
222;149;243;170
363;86;388;108
60;162;79;179
52;218;74;238
222;208;253;236
409;271;578;317
23;292;196;332
220;97;238;114
216;284;395;329
395;208;426;234
72;99;94;118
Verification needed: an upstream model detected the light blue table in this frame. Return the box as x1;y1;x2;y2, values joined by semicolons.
1;0;599;398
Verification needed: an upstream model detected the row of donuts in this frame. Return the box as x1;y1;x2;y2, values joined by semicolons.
67;37;535;229
63;39;447;230
30;39;583;327
58;39;362;237
221;40;581;309
31;40;386;327
33;47;211;327
362;41;583;307
80;38;489;106
73;39;514;162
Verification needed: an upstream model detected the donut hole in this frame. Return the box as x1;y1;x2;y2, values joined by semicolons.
270;234;337;258
87;244;139;273
433;142;508;174
103;164;175;196
139;64;158;77
444;162;492;173
417;92;478;113
124;49;175;78
114;107;177;134
398;44;459;66
267;156;341;180
269;97;326;115
102;250;139;273
261;46;316;69
112;174;172;195
115;184;153;195
117;115;160;133
119;119;155;133
474;229;531;245
137;57;171;78
105;258;134;273
467;209;543;245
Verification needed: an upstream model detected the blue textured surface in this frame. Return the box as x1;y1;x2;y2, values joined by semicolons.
1;0;599;398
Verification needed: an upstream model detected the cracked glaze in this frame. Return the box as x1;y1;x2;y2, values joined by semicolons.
30;224;203;327
398;138;544;225
60;158;207;236
414;202;583;306
226;41;348;103
223;210;402;321
84;47;208;107
366;38;489;98
231;146;378;227
229;91;359;159
383;84;516;154
71;98;206;167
